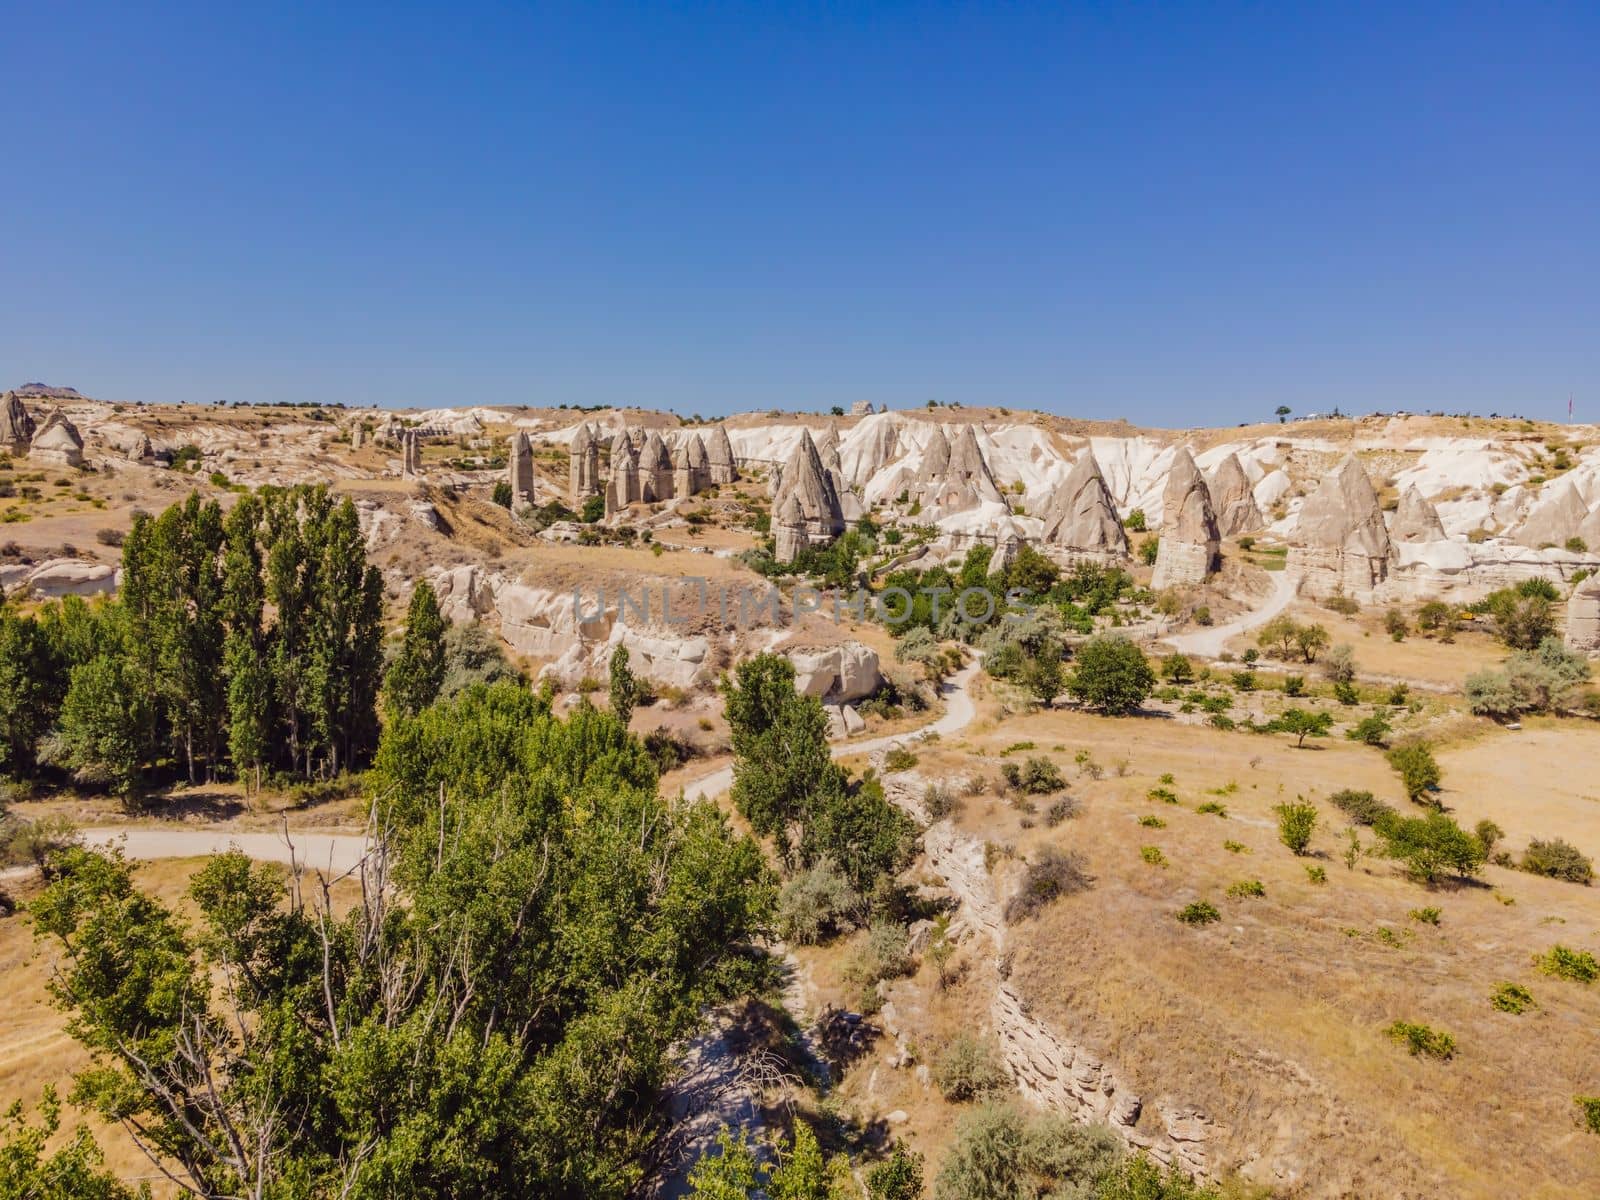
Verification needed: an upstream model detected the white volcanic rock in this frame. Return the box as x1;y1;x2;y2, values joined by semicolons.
788;641;882;703
1566;576;1600;654
1;558;119;598
1150;447;1221;589
705;424;738;485
838;412;902;488
1389;485;1447;543
771;430;845;562
0;391;35;452
1515;481;1588;548
28;411;84;467
1207;453;1264;537
1040;452;1128;556
1287;454;1393;597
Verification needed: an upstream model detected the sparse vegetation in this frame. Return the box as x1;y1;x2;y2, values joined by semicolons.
1384;1020;1455;1060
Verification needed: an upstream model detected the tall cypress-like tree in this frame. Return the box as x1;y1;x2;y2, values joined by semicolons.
221;495;270;792
384;581;447;719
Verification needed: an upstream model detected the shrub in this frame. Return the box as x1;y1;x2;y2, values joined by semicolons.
1160;652;1194;684
1274;801;1318;854
1333;680;1360;705
1223;840;1247;853
1005;847;1092;922
1196;800;1227;817
1535;944;1599;984
1306;865;1327;884
1387;742;1442;805
1376;812;1486;884
1176;900;1220;926
1385;1020;1455;1060
1283;674;1305;697
1347;712;1392;747
1226;879;1265;898
1322;643;1357;683
884;746;918;771
1138;815;1166;828
1474;819;1503;857
777;857;863;944
1577;1097;1600;1137
1125;508;1147;531
1044;797;1077;827
1147;786;1178;805
1384;608;1409;640
1520;838;1594;884
934;1034;1011;1102
1409;906;1442;925
932;1104;1124;1200
1067;636;1155;715
1329;789;1394;826
1273;708;1333;747
1140;846;1167;867
923;782;959;820
867;1144;925;1200
1490;982;1535;1014
1011;756;1065;795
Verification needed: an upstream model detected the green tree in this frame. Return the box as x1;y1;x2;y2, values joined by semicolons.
384;581;448;718
221;495;270;790
1375;811;1485;883
608;643;638;727
1275;801;1318;854
32;683;774;1200
581;493;606;523
1294;623;1331;663
1274;708;1333;748
1067;636;1154;715
0;606;63;775
1276;405;1291;422
57;655;148;799
866;1144;925;1200
0;1087;140;1200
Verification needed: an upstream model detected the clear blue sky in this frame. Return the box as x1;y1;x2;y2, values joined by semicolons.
3;2;1595;422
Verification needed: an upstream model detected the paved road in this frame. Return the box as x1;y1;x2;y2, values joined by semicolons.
1162;570;1298;659
79;659;984;865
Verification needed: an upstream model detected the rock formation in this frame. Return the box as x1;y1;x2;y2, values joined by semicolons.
1207;452;1264;538
1389;485;1447;543
127;432;155;462
605;430;640;514
909;424;1003;517
400;430;421;477
0;392;36;453
28;411;84;467
638;431;672;503
1515;481;1589;548
670;442;694;500
840;414;900;488
687;433;710;493
569;423;600;497
1041;452;1128;557
920;425;951;479
1287;454;1393;597
771;430;845;563
1565;576;1600;654
350;423;365;451
1150;447;1220;589
705;425;738;484
508;431;535;506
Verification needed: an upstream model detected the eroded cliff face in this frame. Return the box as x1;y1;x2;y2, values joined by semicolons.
877;764;1217;1179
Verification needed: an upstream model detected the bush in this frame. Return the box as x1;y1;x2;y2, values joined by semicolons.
1306;865;1327;884
1535;944;1599;984
1274;801;1318;854
934;1034;1011;1102
1176;900;1221;926
1160;653;1194;684
1466;637;1590;716
1067;636;1155;715
1521;838;1594;884
1272;707;1333;747
1375;811;1485;883
867;1144;925;1200
1140;845;1167;867
1387;742;1442;805
1384;608;1409;640
1044;797;1077;827
1283;674;1305;697
776;857;863;944
1226;879;1265;898
1139;815;1166;828
1347;712;1392;747
1490;982;1535;1014
1577;1097;1600;1137
1005;847;1092;922
932;1104;1124;1200
1196;800;1227;817
1329;789;1394;826
1384;1020;1455;1060
1409;906;1442;925
884;746;918;771
1322;643;1357;684
923;782;959;820
1004;755;1064;795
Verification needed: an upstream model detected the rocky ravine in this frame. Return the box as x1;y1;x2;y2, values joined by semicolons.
877;764;1218;1180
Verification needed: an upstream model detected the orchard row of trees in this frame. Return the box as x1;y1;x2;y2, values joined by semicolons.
0;487;455;797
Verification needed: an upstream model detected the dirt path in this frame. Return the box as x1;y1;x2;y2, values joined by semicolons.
1162;570;1297;659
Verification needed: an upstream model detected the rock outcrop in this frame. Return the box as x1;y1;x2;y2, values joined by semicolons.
910;424;1003;518
508;431;535;507
705;425;738;485
1040;452;1128;557
638;431;672;503
569;423;600;497
400;430;421;477
1515;482;1589;548
1207;453;1263;538
771;430;845;563
1150;448;1220;589
687;433;710;493
0;392;35;453
1565;576;1600;654
28;411;84;467
788;641;882;703
606;430;640;514
1389;485;1447;543
1287;454;1393;597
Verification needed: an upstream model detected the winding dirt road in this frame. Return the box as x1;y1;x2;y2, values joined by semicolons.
1162;570;1298;659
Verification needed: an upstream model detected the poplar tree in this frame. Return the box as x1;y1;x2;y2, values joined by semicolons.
384;581;447;718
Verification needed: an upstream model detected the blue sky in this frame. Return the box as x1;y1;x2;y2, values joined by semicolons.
2;2;1595;422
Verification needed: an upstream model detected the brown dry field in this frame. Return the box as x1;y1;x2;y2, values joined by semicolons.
801;679;1600;1198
